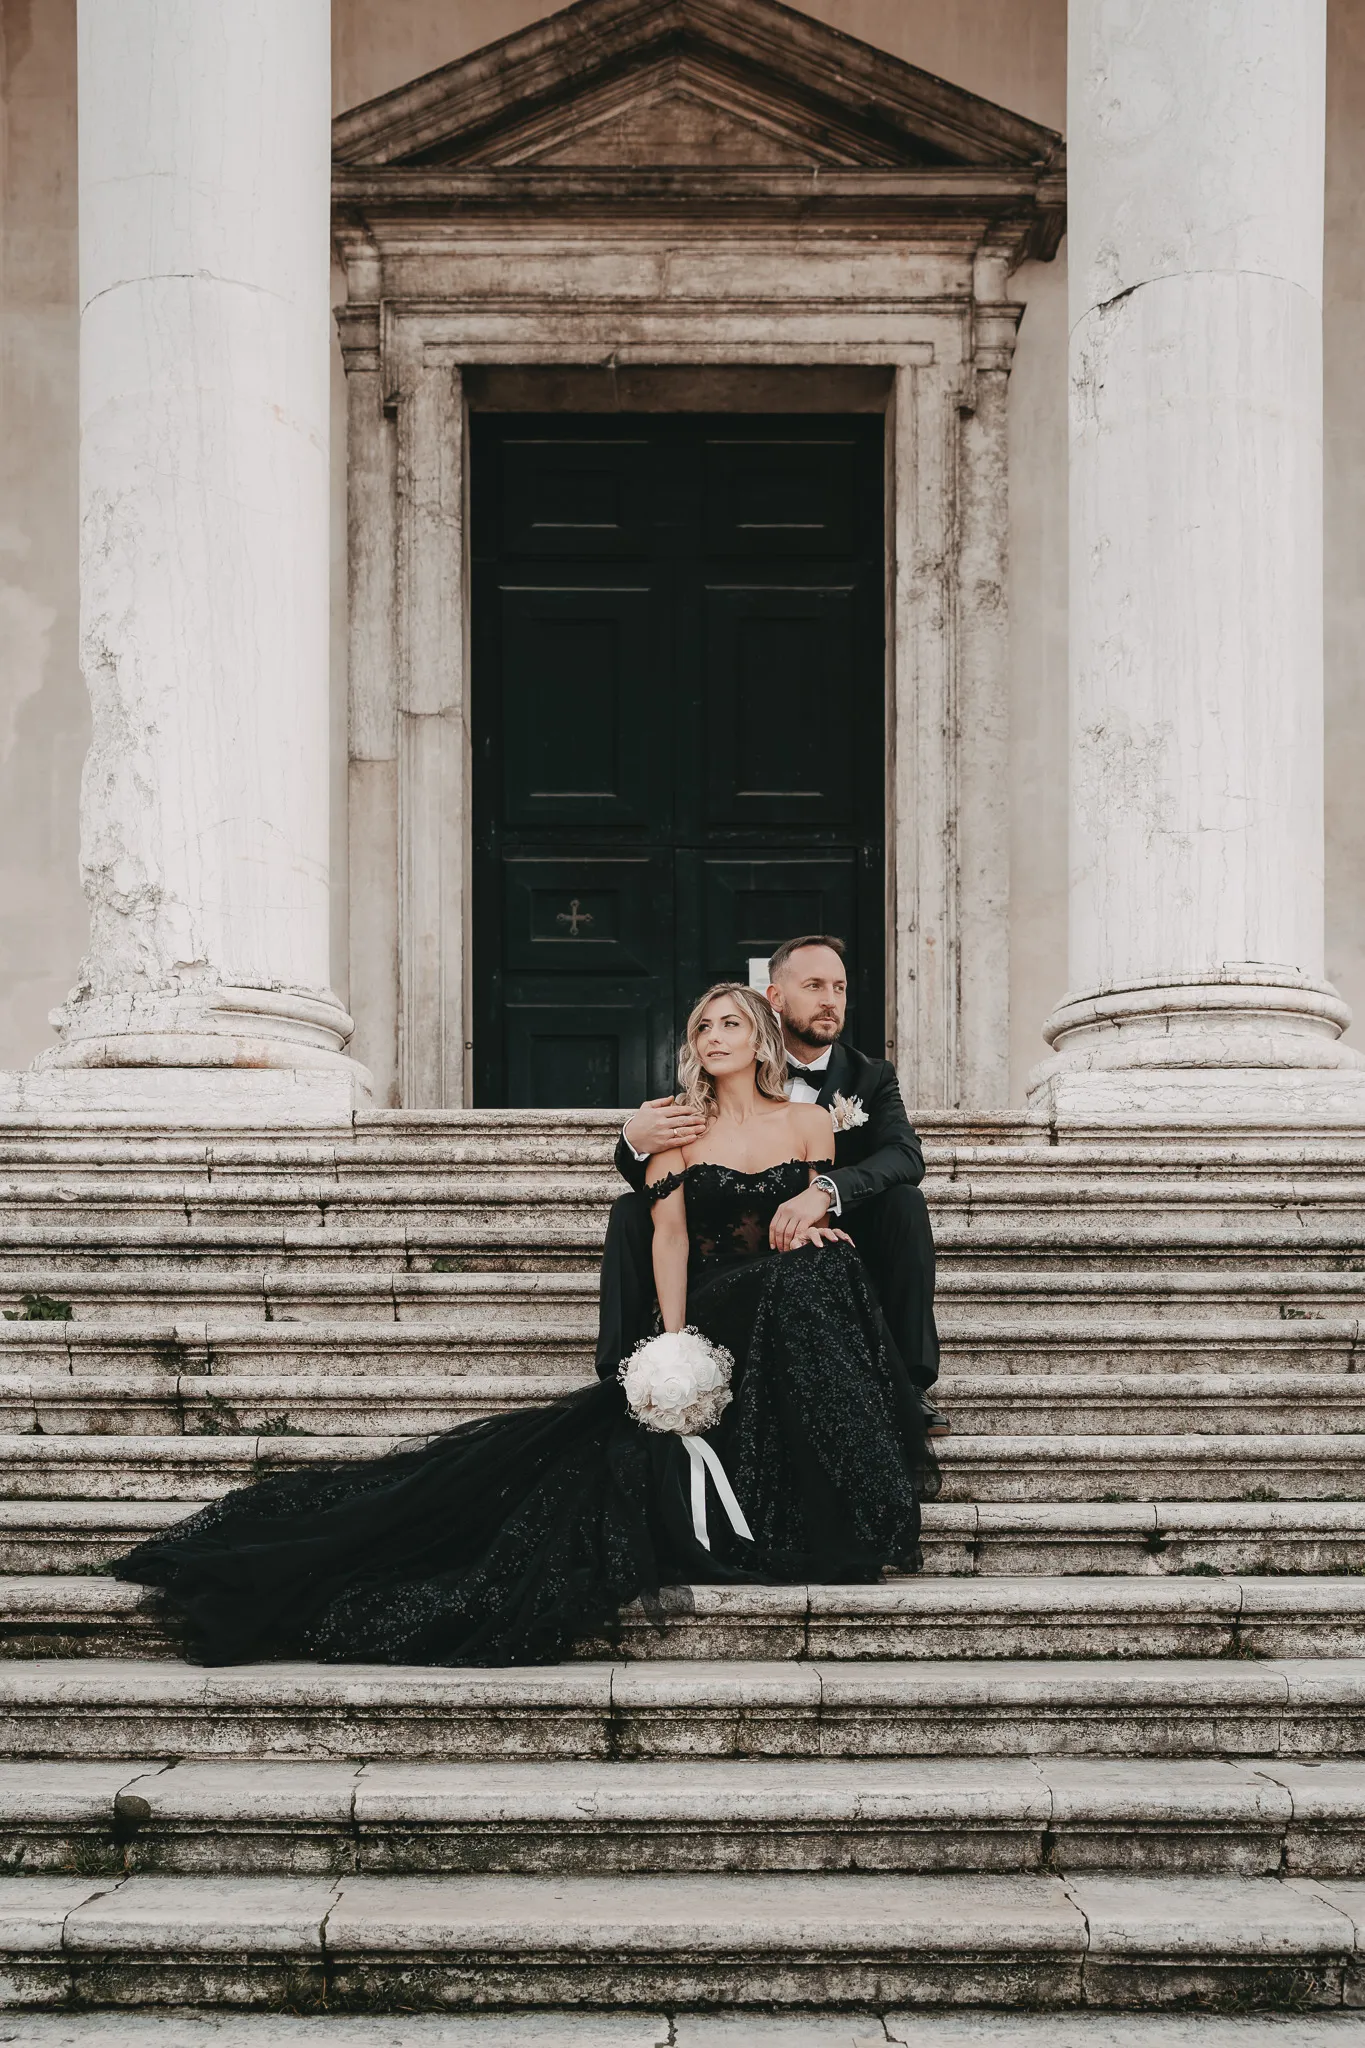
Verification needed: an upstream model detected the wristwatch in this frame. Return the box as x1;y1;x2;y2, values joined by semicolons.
812;1174;839;1214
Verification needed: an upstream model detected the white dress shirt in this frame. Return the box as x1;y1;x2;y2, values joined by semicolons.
624;1043;840;1212
785;1047;831;1101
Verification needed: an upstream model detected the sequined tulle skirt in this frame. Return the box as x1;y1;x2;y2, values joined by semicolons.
113;1242;936;1666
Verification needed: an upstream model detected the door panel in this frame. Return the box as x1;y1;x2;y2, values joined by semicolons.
501;854;671;978
498;853;675;1103
703;438;861;556
505;1004;651;1111
473;415;884;1108
501;436;651;558
500;586;660;828
681;849;861;1018
703;586;857;828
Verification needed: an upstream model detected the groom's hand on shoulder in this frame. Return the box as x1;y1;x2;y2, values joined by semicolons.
623;1096;708;1157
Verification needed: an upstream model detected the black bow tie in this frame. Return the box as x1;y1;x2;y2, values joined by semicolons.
787;1065;827;1090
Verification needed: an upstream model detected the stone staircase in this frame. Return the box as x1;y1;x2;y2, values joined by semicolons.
5;1110;1365;2041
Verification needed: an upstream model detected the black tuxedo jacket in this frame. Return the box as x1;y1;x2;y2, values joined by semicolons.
613;1039;925;1213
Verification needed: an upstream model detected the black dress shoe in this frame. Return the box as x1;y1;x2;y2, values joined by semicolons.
916;1391;950;1438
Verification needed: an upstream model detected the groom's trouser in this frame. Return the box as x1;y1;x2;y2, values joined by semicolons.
594;1181;939;1389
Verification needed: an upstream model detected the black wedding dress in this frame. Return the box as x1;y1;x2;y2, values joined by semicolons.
114;1160;938;1667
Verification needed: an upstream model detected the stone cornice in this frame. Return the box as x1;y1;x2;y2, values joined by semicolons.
333;165;1065;266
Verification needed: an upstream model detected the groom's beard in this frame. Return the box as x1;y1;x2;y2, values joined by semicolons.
788;1017;842;1050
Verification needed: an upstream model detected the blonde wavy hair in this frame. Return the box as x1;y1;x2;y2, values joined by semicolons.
676;982;789;1123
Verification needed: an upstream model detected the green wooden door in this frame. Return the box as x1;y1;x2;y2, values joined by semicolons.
472;415;885;1109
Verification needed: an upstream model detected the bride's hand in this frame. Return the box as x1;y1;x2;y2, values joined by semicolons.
785;1224;854;1252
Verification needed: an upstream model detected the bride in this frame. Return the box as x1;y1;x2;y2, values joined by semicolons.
114;983;937;1667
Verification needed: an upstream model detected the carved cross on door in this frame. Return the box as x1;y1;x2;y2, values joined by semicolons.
556;898;593;937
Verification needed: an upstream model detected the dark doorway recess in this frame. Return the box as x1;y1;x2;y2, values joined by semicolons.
471;414;886;1110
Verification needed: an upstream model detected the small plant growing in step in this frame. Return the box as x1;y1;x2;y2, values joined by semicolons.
259;1413;307;1436
190;1394;240;1437
1241;1484;1281;1501
1177;1562;1222;1576
4;1293;73;1321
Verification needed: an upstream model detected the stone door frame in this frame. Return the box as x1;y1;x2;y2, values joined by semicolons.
334;230;1044;1115
330;0;1062;1112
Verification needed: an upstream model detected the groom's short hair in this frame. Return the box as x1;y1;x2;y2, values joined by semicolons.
769;933;847;979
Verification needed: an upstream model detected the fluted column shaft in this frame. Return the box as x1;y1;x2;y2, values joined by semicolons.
1035;0;1360;1109
52;0;359;1078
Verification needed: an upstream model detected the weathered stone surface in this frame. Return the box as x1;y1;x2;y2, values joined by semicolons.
9;1871;1365;2010
57;1874;334;2007
0;2019;672;2045
322;1870;1085;2007
1069;1872;1354;2006
884;2020;1365;2045
1036;1;1344;1115
0;1876;122;1951
9;1655;1364;1763
68;2;358;1091
2;1118;1365;2021
1069;1873;1355;1957
12;1756;1365;1882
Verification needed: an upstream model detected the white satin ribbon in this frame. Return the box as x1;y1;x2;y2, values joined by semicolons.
680;1436;754;1550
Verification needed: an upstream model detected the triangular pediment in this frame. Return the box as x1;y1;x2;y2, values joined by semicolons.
333;0;1062;173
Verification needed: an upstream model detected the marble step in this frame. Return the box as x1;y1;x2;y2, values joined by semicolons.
0;1122;1356;1166
1;1430;1362;1503
10;1171;1365;1231
5;1655;1365;1761
0;2016;1362;2048
4;1106;1363;1160
9;1497;1365;1578
0;2013;679;2048
7;1869;1365;2009
0;1369;1360;1439
6;1756;1365;1880
1;1312;1361;1380
3;1214;1365;1273
4;1575;1365;1664
0;1317;597;1375
5;1265;1365;1325
0;1370;586;1435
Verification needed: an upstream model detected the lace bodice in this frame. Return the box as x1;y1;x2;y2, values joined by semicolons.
647;1158;834;1262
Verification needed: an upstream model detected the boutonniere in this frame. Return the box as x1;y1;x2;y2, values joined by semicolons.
829;1092;868;1133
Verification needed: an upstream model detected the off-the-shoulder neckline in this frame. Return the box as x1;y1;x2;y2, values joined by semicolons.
661;1156;833;1180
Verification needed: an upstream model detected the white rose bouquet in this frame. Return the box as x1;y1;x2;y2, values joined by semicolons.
618;1327;734;1436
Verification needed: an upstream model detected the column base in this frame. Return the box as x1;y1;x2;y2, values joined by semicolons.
1028;1065;1365;1127
0;1065;369;1127
34;981;373;1113
1029;969;1365;1123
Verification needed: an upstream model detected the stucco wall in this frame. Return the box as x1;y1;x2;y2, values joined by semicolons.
1325;0;1365;1070
0;0;87;1074
1;0;1359;1102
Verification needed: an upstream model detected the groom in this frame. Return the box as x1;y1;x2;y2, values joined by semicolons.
595;933;946;1436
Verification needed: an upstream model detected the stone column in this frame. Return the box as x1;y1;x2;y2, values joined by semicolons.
1033;0;1364;1116
45;0;365;1101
